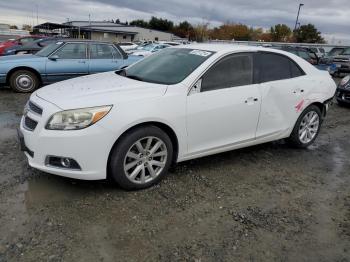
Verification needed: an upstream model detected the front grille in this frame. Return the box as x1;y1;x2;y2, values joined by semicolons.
28;101;43;115
24;116;38;131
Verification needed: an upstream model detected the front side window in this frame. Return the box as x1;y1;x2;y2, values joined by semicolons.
54;43;87;59
19;37;36;44
90;44;118;59
201;54;253;92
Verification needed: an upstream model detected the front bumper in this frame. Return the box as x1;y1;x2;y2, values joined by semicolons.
19;95;116;180
0;74;6;85
335;87;350;104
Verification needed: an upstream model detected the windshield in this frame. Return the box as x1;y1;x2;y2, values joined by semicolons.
328;48;344;56
342;48;350;55
141;44;156;51
125;48;214;85
36;42;63;57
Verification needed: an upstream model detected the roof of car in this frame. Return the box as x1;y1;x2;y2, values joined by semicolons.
53;39;116;44
176;43;268;53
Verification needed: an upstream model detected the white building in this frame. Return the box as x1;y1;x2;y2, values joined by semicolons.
63;21;176;42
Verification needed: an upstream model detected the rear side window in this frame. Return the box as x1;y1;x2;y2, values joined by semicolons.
290;61;304;77
258;53;304;83
90;44;122;59
201;54;253;92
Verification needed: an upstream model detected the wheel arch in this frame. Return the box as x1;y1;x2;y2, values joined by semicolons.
6;66;42;86
107;121;179;178
310;101;327;119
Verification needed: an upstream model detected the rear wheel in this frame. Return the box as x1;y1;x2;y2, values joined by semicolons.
9;70;39;93
288;105;322;148
109;126;173;190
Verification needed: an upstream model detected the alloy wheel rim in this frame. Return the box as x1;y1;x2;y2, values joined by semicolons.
16;74;34;91
123;136;167;184
298;111;320;144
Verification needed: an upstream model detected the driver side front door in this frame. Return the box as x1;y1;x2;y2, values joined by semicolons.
45;42;89;83
186;53;261;157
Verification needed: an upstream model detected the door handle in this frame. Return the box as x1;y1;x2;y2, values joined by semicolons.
293;89;304;94
245;97;259;104
78;60;86;64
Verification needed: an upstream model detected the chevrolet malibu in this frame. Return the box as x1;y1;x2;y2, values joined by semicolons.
19;44;336;190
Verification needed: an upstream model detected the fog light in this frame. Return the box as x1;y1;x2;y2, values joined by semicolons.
45;156;81;170
61;158;71;168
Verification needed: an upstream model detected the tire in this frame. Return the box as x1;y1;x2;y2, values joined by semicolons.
287;105;322;148
9;70;40;93
109;126;173;190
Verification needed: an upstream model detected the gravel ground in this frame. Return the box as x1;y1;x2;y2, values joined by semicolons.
0;81;349;262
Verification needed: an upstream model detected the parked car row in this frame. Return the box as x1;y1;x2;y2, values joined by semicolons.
0;35;44;55
0;40;142;92
271;45;337;74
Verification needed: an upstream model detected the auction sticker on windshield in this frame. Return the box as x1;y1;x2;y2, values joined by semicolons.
189;50;212;57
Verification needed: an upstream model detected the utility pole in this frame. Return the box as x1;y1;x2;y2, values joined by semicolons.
294;3;304;31
88;14;91;39
36;4;39;25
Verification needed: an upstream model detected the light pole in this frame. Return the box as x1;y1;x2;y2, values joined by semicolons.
294;3;304;31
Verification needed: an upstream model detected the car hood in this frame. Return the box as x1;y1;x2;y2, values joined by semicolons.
35;71;168;110
0;54;44;63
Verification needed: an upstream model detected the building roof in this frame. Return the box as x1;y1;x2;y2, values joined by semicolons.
75;26;137;35
34;22;76;30
65;21;174;36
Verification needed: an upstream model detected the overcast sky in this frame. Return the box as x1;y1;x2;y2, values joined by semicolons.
0;0;349;44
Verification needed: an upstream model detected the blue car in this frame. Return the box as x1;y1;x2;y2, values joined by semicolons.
0;40;142;92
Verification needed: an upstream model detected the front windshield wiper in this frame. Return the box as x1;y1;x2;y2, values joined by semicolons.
125;74;144;81
115;69;144;81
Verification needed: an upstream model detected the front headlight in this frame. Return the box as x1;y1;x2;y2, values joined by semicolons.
46;105;112;130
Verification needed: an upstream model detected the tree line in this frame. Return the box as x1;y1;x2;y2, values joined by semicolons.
111;16;325;43
10;16;325;44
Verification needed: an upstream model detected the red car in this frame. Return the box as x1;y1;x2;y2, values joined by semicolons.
0;36;43;55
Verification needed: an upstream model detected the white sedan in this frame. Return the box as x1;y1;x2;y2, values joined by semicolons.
118;42;139;51
129;43;171;57
19;44;336;190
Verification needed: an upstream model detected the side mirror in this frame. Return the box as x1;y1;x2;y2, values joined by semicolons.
189;79;202;95
49;55;59;61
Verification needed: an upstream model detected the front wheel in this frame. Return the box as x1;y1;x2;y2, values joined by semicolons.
109;126;173;190
288;105;322;148
9;70;39;93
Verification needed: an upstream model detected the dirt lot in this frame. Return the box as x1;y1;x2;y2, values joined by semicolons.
0;82;349;262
